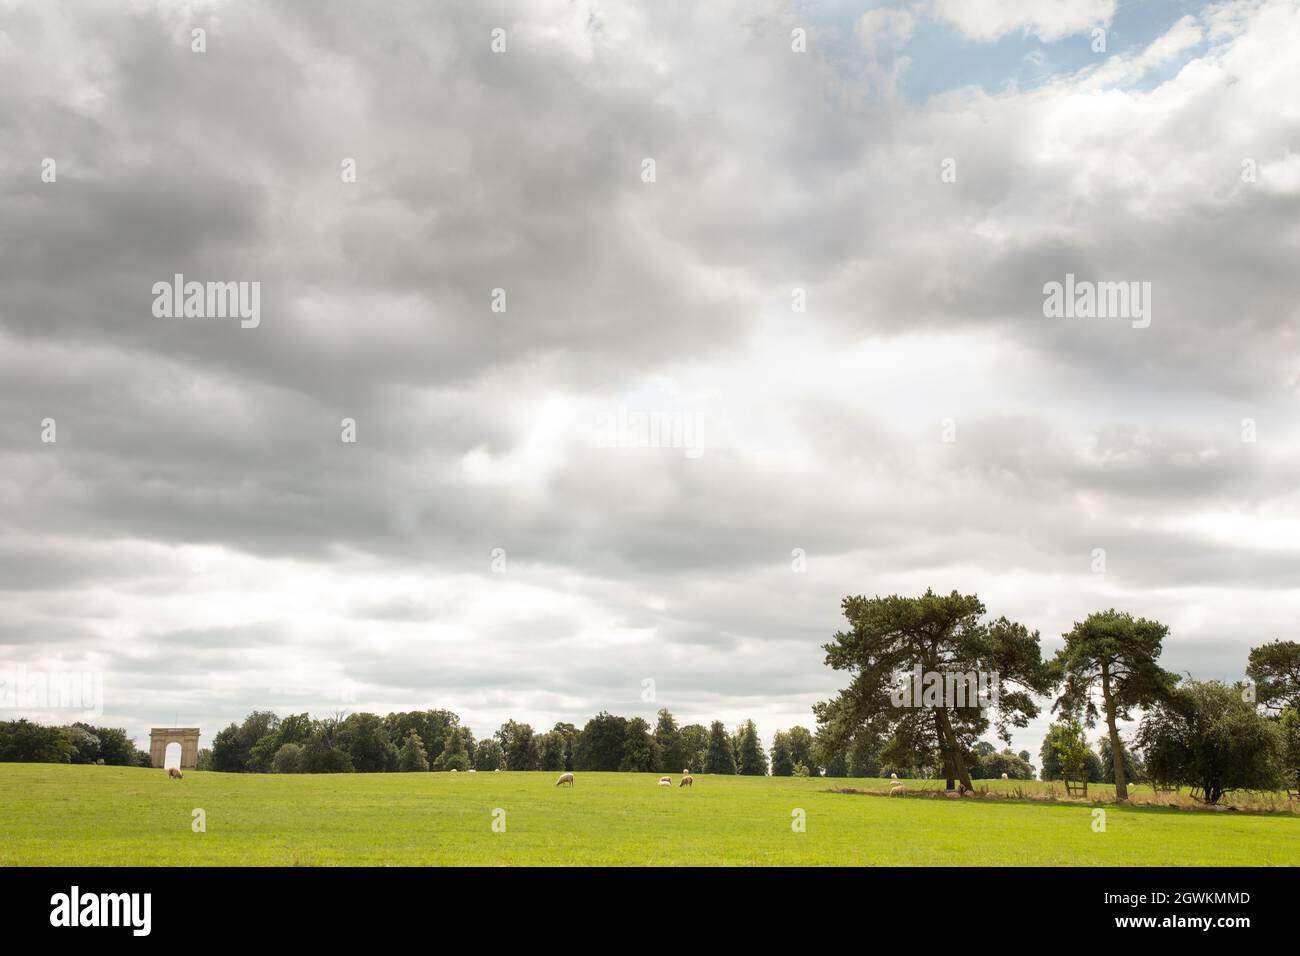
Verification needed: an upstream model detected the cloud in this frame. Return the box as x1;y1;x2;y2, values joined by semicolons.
928;0;1115;42
2;0;1297;761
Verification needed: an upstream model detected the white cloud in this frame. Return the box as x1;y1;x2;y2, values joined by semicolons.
929;0;1115;41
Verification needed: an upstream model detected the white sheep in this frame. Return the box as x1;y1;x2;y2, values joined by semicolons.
1001;772;1009;780
658;776;672;787
890;772;898;781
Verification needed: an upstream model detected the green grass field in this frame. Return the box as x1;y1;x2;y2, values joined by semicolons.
2;764;1297;866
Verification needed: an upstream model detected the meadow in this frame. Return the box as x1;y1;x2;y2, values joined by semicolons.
1;764;1296;866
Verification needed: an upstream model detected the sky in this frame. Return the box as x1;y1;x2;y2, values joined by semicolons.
2;0;1299;767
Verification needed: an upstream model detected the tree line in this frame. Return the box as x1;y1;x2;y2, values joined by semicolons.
198;709;798;776
0;720;150;767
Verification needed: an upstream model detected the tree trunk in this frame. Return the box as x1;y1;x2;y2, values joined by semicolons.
934;712;955;789
1101;663;1128;801
935;708;974;792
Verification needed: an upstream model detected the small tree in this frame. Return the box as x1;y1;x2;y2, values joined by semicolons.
1049;719;1092;793
271;742;305;774
397;732;430;772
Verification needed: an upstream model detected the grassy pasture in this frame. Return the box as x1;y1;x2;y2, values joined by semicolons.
1;764;1296;866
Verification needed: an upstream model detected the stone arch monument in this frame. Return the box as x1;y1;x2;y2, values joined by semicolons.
149;727;201;769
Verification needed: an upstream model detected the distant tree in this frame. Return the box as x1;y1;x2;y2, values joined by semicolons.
303;736;353;772
210;723;246;773
0;720;75;763
436;726;472;772
971;747;1034;780
302;714;353;773
653;709;686;773
276;713;315;747
69;725;142;766
1054;610;1178;800
1137;680;1283;803
1246;640;1300;715
619;717;660;772
1048;719;1093;785
474;738;505;771
247;733;281;773
1038;724;1103;782
770;732;794;776
398;732;430;772
678;724;709;773
271;742;305;774
495;720;538;771
847;732;880;777
704;720;736;774
385;710;461;768
551;722;581;771
733;720;767;776
575;712;628;771
812;727;848;777
211;711;281;773
792;761;810;777
65;726;100;764
538;732;566;772
196;748;214;771
340;713;398;773
786;726;815;775
1098;734;1144;785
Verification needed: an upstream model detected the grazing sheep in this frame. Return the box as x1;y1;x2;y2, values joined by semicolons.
468;769;476;773
658;777;672;787
555;772;575;787
450;768;458;773
890;772;898;781
167;768;183;780
679;774;694;787
889;784;906;796
682;768;690;775
1001;773;1009;780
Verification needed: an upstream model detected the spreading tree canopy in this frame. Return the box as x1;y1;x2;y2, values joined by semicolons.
816;589;1049;791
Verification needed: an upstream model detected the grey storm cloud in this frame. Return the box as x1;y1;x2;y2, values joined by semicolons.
2;0;1298;757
